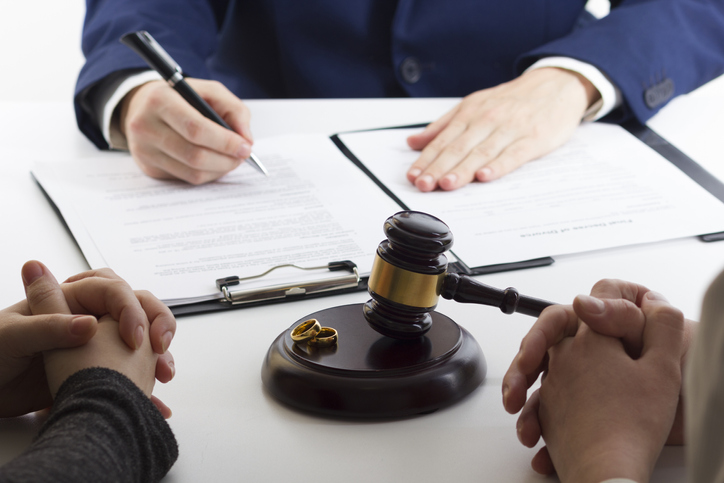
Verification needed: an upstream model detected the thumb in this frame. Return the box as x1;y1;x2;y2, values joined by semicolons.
639;291;685;366
4;313;97;357
22;260;71;315
573;294;646;356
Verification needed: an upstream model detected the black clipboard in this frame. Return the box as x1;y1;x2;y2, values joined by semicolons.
330;123;555;278
620;120;724;242
172;120;724;316
331;119;724;270
37;120;723;317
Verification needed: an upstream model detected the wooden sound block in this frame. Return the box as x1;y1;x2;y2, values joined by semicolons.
262;303;486;419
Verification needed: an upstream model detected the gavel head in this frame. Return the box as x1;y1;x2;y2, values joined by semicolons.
364;211;453;339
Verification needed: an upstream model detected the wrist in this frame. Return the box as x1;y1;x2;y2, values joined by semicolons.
521;67;600;120
548;67;601;112
525;56;619;121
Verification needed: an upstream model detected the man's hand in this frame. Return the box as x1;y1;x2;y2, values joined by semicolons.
503;279;695;475
406;67;599;191
120;78;253;185
532;292;685;482
504;280;654;417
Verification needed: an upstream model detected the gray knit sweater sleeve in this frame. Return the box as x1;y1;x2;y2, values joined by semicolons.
0;367;178;482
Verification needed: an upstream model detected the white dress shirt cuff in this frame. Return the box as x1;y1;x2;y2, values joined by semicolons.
526;57;621;122
102;70;163;150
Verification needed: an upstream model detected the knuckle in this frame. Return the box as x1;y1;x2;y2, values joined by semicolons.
591;278;619;293
144;88;165;110
425;139;447;154
471;144;496;160
183;119;202;142
183;146;207;169
224;136;242;156
208;79;225;91
526;123;544;140
446;119;469;133
478;106;504;124
444;142;469;158
650;304;684;324
135;160;165;179
26;284;60;309
463;90;488;104
105;277;130;294
185;170;210;186
134;289;154;300
95;267;120;280
126;115;149;138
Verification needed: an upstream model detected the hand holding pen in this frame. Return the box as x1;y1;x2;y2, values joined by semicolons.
117;31;268;184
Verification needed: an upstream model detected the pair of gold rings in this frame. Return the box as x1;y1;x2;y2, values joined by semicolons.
291;319;338;348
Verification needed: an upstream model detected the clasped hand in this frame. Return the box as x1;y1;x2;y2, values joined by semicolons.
0;261;176;418
502;279;692;482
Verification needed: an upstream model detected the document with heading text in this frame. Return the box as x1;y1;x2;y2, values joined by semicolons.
339;123;724;268
33;123;724;310
33;135;402;306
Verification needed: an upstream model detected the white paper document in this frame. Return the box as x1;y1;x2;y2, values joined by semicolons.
33;135;402;306
338;123;724;268
33;124;724;309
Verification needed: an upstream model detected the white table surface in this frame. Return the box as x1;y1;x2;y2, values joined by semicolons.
1;74;723;482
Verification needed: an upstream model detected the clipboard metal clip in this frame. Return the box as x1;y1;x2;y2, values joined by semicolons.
215;261;360;305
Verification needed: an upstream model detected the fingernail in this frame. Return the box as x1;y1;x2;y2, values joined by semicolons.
70;315;96;336
415;174;435;191
408;168;421;179
516;419;524;443
645;291;669;302
168;361;175;379
477;167;493;181
441;173;457;189
502;384;510;405
21;261;45;285
134;325;144;350
236;143;251;159
577;294;605;314
161;331;173;353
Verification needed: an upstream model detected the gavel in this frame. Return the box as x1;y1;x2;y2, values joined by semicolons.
364;211;557;339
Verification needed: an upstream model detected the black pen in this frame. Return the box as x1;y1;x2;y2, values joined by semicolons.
120;30;268;176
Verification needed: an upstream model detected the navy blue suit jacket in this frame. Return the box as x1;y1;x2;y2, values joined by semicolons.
76;0;724;149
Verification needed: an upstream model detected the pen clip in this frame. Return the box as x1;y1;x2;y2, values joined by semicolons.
215;261;360;305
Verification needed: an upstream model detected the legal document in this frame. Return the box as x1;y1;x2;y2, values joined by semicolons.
33;135;401;305
339;123;724;268
33;123;724;308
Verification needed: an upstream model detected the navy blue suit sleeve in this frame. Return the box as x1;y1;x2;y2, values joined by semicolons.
75;0;230;149
518;0;724;123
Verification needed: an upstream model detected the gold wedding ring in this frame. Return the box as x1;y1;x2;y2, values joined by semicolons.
291;318;321;342
307;327;338;348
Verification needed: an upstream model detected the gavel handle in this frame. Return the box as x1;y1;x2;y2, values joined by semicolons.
440;272;556;317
